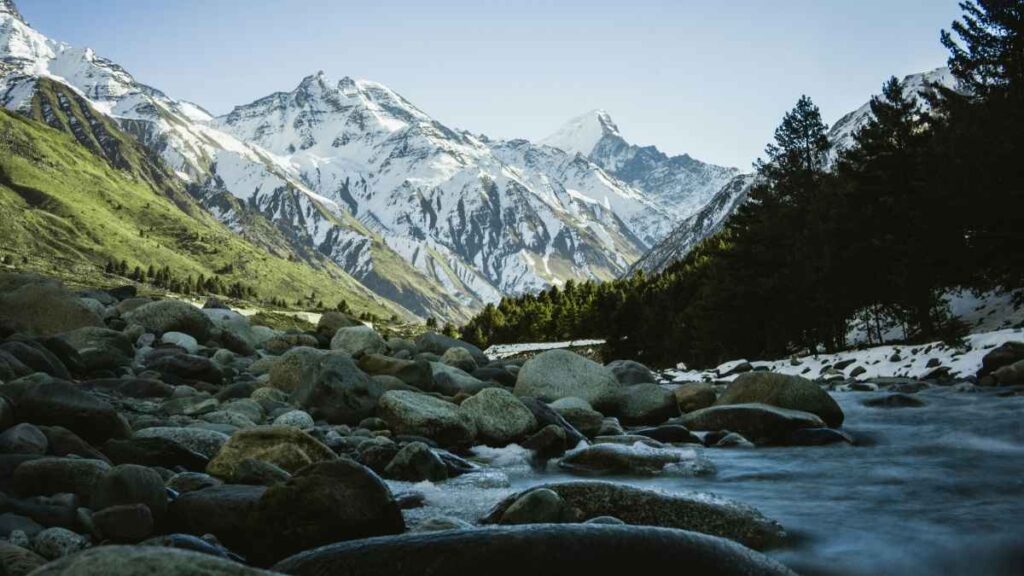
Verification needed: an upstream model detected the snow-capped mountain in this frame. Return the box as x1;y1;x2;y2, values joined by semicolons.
0;1;682;319
542;109;740;221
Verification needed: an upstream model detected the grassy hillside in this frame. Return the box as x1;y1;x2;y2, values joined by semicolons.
0;104;408;320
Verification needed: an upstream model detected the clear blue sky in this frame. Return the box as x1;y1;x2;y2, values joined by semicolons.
19;0;962;169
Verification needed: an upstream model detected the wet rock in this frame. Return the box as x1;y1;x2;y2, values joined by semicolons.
614;383;678;425
383;442;448;482
521;424;570;460
682;403;826;445
249;458;405;565
514;350;620;410
28;545;275;575
633;425;702;445
458;388;537;445
786;428;854;446
206;426;336;480
674;382;717;413
92;503;154;542
411;516;473;532
606;359;657;385
517;397;587;448
91;464;168;520
499;488;572;524
139;533;238;560
558;443;709;476
0;423;48;455
863;393;927;408
712;432;755;448
330;326;386;356
549;397;604;438
169;485;266;554
378;391;476;446
989;359;1024;386
274;524;795;576
715;372;844;427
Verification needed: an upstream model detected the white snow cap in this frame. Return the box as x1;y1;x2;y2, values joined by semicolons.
0;0;23;23
541;109;621;157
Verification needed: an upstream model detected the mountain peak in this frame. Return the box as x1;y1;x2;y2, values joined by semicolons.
0;0;24;23
541;109;621;156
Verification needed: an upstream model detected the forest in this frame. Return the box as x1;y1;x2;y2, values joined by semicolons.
461;1;1024;368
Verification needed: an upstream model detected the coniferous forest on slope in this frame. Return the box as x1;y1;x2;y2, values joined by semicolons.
461;1;1024;367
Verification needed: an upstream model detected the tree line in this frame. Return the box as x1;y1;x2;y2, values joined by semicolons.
461;1;1024;368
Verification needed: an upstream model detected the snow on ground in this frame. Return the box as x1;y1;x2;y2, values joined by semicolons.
663;328;1024;383
485;339;606;359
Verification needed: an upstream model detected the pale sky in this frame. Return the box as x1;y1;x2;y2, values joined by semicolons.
19;0;962;169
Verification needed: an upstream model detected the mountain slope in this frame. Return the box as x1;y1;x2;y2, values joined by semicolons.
542;110;740;221
0;104;406;318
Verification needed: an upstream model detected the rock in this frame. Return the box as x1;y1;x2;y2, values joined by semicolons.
0;539;46;575
206;426;336;481
786;428;854;446
978;341;1024;378
166;472;221;494
91;464;168;520
472;366;516;387
133;427;229;460
411;516;473;532
0;274;102;337
330;326;386;356
32;527;89;560
0;341;69;380
415;332;489;366
514;350;621;411
674;383;717;413
146;353;224;386
291;354;382;425
521;425;570;460
517;397;587;448
27;545;276;575
716;360;753;377
499;488;570;524
990;359;1024;386
123;300;213;340
12;458;110;499
715;372;844;427
430;362;493;396
168;485;265;554
204;309;260;352
139;533;237;560
606;360;657;385
862;394;927;408
0;423;48;455
440;347;477;373
317;311;360;335
482;481;785;550
38;426;107;461
272;410;315;429
261;333;319;356
614;383;678;425
378;391;476;446
0;513;43;538
101;434;209;471
849;366;867;378
357;354;433;390
549;397;604;438
273;524;795;576
160;332;200;353
458;388;537;445
92;503;154;542
231;458;291;486
12;379;130;443
558;443;709;476
682;403;826;444
713;432;754;448
249;458;405;565
383;442;448;482
266;347;322;393
633;425;702;445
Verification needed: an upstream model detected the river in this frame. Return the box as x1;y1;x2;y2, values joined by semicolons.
391;386;1024;575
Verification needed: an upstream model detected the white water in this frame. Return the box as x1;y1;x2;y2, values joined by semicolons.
391;386;1024;575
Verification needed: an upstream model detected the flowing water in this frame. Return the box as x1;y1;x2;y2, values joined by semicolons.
392;387;1024;575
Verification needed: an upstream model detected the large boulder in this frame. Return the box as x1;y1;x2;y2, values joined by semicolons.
482;481;786;550
674;383;717;413
291;354;382;425
10;378;130;443
606;360;657;385
123;300;213;340
415;332;489;365
273;524;795;576
250;458;405;565
268;347;325;393
683;403;825;444
613;383;678;425
514;350;621;411
28;545;277;575
978;341;1024;378
558;443;709;476
12;457;110;499
549;397;604;438
204;309;261;352
0;341;69;380
382;442;448;482
459;388;538;445
357;354;433;390
168;485;266;554
91;464;168;520
715;372;844;427
0;273;102;337
330;326;386;356
990;359;1024;386
430;362;494;396
317;311;360;335
207;426;336;481
378;391;476;446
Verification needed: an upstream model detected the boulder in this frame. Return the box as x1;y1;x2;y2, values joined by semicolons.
606;360;657;385
522;424;571;460
674;383;717;413
415;332;489;366
261;333;318;356
614;383;678;425
499;488;571;524
482;481;786;550
978;341;1024;378
383;442;448;482
378;391;476;446
990;359;1024;386
291;354;382;425
430;362;493;396
514;350;620;411
32;527;88;560
0;423;48;455
682;403;825;444
268;347;325;393
272;410;315;429
517;397;587;447
458;388;537;445
204;309;260;352
558;443;709;476
440;347;477;373
102;437;209;471
0;274;102;337
168;485;265;553
0;341;69;380
249;458;405;565
91;464;168;520
272;524;795;576
0;540;46;575
330;326;386;356
549;398;604;438
715;372;844;427
123;300;213;340
317;311;360;335
12;458;110;499
92;503;154;542
12;379;130;443
206;426;336;481
357;354;433;390
27;545;276;575
133;427;229;459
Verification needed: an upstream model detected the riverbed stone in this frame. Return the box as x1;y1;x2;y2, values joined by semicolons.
383;442;448;482
715;372;844;427
32;527;88;560
92;503;154;542
606;359;657;385
12;378;130;443
674;382;717;413
978;341;1024;378
291;354;382;425
123;300;212;340
683;403;825;444
133;427;229;460
414;332;489;366
458;388;537;445
514;350;621;411
614;383;678;425
549;397;604;437
91;464;168;520
0;274;103;337
0;539;46;575
357;354;433;390
267;347;323;393
378;391;476;446
12;458;110;499
0;423;48;455
206;426;336;480
168;485;265;553
440;347;477;373
102;437;209;471
330;326;386;356
499;488;571;524
558;443;708;476
28;545;277;576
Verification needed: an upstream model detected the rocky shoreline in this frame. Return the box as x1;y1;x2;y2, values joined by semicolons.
0;272;1021;575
